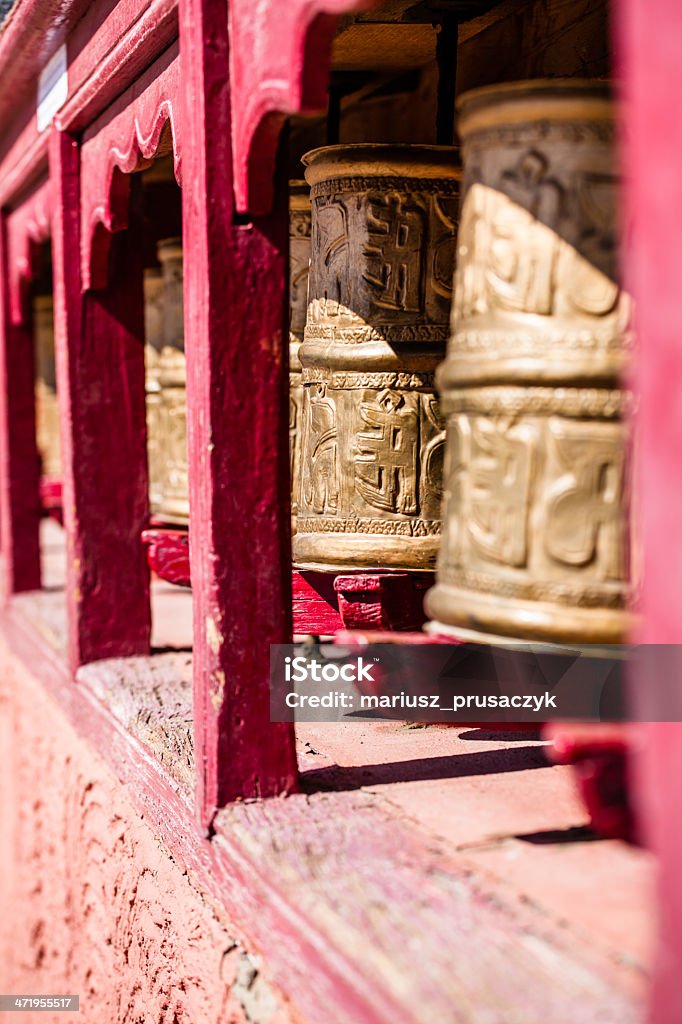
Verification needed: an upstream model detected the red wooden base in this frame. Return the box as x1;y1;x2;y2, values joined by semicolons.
39;475;63;524
141;527;191;587
293;569;431;635
141;526;430;633
544;724;634;842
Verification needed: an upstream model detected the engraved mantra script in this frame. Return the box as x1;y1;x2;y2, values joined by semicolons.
455;182;620;325
310;188;457;330
453;414;627;580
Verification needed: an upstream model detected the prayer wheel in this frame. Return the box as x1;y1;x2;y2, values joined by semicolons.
293;144;460;571
425;81;634;644
144;267;164;514
33;295;61;479
289;181;312;528
155;238;187;524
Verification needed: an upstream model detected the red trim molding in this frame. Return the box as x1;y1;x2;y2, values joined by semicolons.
80;42;182;291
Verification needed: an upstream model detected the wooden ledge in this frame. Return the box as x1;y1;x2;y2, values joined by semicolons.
0;590;652;1024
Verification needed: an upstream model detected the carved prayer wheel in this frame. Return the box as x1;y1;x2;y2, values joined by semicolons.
425;81;634;644
293;145;460;571
155;238;188;524
144;267;164;514
33;295;61;479
144;239;188;524
289;181;311;529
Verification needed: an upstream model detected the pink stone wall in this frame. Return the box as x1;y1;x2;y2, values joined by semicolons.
0;643;294;1024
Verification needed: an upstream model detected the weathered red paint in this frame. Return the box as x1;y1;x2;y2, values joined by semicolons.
80;43;181;290
227;0;377;213
334;574;430;632
545;724;635;841
0;604;645;1024
50;128;151;669
618;0;682;1018
179;0;297;826
0;176;54;598
62;0;179;132
142;527;191;588
0;212;41;597
39;475;63;522
5;176;52;326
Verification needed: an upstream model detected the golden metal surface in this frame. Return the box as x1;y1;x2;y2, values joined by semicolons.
425;80;635;644
33;295;61;479
144;239;188;525
293;144;460;571
144;268;164;514
289;181;311;530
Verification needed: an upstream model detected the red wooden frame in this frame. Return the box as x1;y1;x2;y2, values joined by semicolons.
51;126;152;666
0;176;55;598
80;42;182;291
618;0;682;1018
227;0;376;214
1;0;680;1016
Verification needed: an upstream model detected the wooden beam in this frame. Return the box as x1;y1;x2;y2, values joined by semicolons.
178;0;297;828
49;129;151;670
0;211;41;596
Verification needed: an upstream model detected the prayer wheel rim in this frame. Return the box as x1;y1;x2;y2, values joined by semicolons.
457;78;613;139
302;144;462;187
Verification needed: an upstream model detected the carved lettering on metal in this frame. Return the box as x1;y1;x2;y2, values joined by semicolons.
293;145;460;571
426;82;634;644
301;383;338;516
354;389;419;515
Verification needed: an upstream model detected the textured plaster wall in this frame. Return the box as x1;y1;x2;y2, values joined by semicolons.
0;646;294;1024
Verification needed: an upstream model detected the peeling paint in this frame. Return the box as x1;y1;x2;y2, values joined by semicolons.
211;669;226;712
206;616;222;655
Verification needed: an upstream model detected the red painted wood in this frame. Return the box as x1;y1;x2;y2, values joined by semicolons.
618;0;682;1016
39;476;63;523
1;603;638;1024
227;0;378;214
335;573;430;632
292;569;342;634
141;527;191;587
0;0;177;208
179;0;297;826
545;724;634;841
61;0;178;132
80;43;182;290
49;128;151;669
5;177;52;326
0;0;92;143
0;212;41;596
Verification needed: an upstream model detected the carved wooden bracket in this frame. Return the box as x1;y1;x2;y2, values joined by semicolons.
80;42;182;291
6;176;52;326
227;0;378;215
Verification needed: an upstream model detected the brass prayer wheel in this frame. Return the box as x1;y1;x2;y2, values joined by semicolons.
144;267;164;514
425;80;634;644
289;181;311;528
145;238;188;525
33;295;61;480
293;144;460;571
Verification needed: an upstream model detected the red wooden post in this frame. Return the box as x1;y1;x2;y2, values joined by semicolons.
0;212;41;596
618;0;682;1020
50;129;151;669
179;0;297;826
